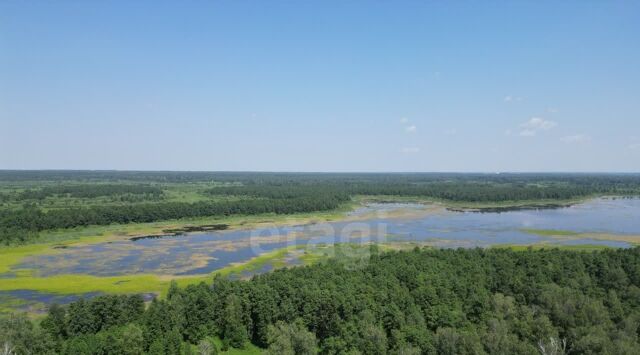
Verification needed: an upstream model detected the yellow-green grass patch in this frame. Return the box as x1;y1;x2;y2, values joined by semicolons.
520;228;582;237
520;228;640;245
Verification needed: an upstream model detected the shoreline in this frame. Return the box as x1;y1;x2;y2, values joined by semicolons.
0;195;627;277
1;195;637;310
8;194;637;248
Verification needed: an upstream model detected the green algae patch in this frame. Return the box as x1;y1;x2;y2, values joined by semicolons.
520;228;640;245
0;231;133;275
210;246;304;279
297;243;393;267
0;244;323;301
0;206;357;302
520;228;582;237
0;274;172;295
0;294;29;315
180;244;359;285
0;244;52;274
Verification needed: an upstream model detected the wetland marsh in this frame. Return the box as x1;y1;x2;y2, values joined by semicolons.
2;197;639;313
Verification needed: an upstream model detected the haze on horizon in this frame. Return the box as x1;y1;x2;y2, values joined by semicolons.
1;1;639;173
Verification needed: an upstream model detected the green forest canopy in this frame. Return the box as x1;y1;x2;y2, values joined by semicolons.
2;171;640;244
3;247;640;354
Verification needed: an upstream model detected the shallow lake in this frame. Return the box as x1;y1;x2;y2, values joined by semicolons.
9;198;640;279
2;198;639;312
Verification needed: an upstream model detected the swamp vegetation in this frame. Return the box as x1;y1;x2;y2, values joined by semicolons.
1;172;640;354
2;171;640;245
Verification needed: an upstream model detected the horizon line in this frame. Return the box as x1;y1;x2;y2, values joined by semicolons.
1;169;640;175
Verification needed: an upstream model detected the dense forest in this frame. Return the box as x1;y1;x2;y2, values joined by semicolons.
2;247;640;354
0;195;348;244
1;170;640;187
18;185;164;200
1;171;640;245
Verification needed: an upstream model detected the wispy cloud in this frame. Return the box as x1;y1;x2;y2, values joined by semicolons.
561;134;591;144
629;143;640;150
504;95;523;102
400;147;420;154
399;117;416;133
444;128;457;136
519;117;557;136
522;117;557;130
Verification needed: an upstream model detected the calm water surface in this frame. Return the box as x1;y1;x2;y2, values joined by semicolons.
11;198;640;278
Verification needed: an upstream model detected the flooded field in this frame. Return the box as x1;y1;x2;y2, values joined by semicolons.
2;198;639;312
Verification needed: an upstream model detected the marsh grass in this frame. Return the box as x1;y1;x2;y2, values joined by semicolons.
520;228;582;236
2;195;637;316
520;228;640;245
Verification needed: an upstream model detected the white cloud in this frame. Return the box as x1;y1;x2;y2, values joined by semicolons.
547;107;559;113
444;128;457;135
400;147;420;154
504;95;523;102
561;134;591;144
518;117;557;136
399;117;416;133
522;117;557;130
629;143;640;150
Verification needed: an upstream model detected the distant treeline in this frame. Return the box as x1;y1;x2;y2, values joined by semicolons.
4;247;640;354
0;194;348;244
2;172;640;244
206;180;639;202
3;170;640;186
19;184;164;200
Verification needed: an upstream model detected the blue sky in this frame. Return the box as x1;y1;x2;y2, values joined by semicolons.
1;1;639;172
